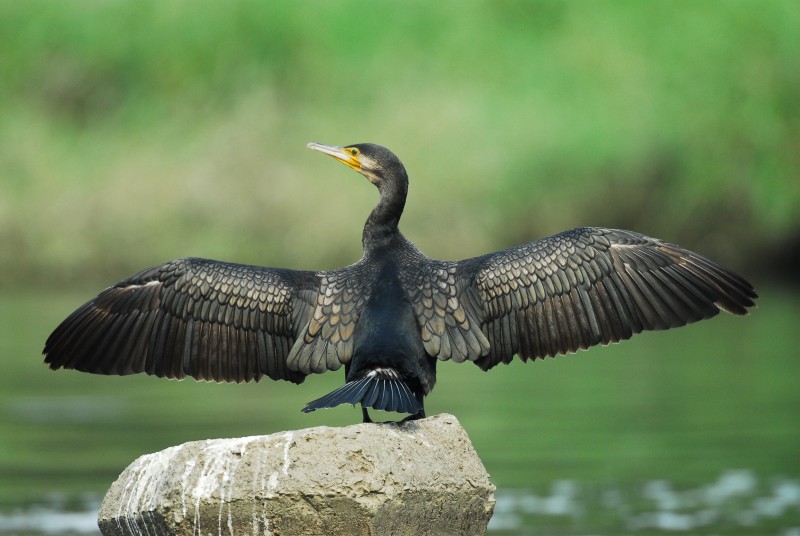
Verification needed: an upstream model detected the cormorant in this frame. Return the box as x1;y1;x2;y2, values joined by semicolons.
43;142;757;423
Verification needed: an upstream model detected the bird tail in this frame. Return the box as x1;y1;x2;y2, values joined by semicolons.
302;374;422;415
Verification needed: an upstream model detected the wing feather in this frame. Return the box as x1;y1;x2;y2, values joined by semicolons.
451;227;756;370
43;257;319;383
286;263;372;374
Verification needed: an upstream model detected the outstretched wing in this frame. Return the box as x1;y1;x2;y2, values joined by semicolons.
43;257;319;383
399;260;491;363
287;263;375;374
452;227;757;370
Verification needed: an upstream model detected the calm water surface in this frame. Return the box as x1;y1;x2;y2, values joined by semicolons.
1;288;798;534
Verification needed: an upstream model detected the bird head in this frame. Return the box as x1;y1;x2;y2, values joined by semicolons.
306;142;406;188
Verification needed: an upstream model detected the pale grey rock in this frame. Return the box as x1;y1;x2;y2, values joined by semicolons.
98;413;495;535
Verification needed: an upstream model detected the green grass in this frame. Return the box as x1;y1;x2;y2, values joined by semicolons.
1;1;798;288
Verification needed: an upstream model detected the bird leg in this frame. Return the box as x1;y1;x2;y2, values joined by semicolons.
362;406;425;424
401;403;426;422
361;406;373;423
400;410;425;423
400;394;426;423
361;390;424;424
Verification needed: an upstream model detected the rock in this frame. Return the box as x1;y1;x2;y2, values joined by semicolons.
98;413;495;535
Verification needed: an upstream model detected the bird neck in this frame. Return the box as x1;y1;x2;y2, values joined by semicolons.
362;174;408;252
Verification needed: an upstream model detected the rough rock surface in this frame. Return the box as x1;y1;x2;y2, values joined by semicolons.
98;413;495;535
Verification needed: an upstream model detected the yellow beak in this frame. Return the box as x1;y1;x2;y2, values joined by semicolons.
306;142;361;172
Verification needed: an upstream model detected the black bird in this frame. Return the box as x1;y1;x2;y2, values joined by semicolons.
43;142;757;423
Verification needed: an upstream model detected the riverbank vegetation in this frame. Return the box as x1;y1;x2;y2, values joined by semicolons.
1;1;797;289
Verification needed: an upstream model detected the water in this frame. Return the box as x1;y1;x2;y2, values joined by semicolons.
489;471;800;534
1;288;798;534
0;495;100;535
3;471;798;535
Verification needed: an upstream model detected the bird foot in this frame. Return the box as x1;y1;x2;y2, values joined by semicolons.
361;407;425;424
400;410;425;423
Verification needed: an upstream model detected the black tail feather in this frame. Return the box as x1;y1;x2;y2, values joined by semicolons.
363;379;380;408
302;375;422;415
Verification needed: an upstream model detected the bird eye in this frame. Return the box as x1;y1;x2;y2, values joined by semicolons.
349;148;360;157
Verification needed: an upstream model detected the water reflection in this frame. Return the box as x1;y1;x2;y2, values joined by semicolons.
3;470;797;535
489;470;800;534
0;494;100;535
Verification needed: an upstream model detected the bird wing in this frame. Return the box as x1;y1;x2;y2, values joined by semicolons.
286;263;374;374
447;227;757;370
399;260;491;363
43;257;319;383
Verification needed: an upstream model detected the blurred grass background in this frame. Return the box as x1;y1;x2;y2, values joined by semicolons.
1;1;799;532
1;0;798;289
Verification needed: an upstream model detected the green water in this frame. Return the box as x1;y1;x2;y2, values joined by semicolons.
1;287;798;534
